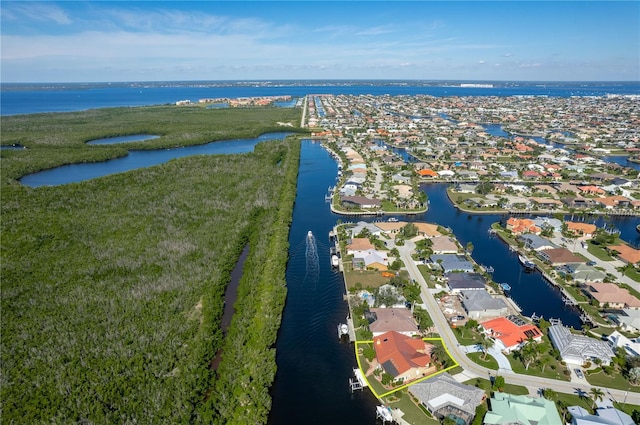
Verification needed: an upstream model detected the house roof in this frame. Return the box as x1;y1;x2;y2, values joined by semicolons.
606;244;640;264
373;331;431;378
548;324;614;365
347;237;375;251
414;222;441;237
540;248;586;265
446;273;486;290
460;290;508;313
566;221;597;235
585;283;640;308
408;373;485;417
484;393;562;425
431;236;459;253
369;308;419;335
481;317;542;350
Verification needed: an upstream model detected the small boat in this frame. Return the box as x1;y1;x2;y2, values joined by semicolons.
307;230;313;238
636;224;640;233
387;217;399;222
499;282;511;291
518;254;535;270
338;323;349;336
331;255;340;267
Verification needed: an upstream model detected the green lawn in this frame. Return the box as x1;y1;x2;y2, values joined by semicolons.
462;377;529;396
387;391;439;425
467;352;499;370
587;241;616;261
586;370;640;393
506;353;571;381
624;267;640;283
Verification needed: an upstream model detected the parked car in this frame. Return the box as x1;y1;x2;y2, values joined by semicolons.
575;368;584;379
587;261;596;266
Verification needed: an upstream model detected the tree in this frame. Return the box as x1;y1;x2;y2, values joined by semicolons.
492;375;505;392
628;367;640;385
589;387;605;409
541;387;558;402
465;241;474;255
478;335;494;361
431;345;448;368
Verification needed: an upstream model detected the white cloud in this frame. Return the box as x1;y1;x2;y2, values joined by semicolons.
3;2;72;25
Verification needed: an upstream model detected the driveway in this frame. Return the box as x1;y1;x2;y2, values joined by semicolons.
462;344;514;374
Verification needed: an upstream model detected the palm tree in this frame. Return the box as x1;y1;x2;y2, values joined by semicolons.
431;345;448;368
479;336;494;361
542;388;558;402
589;387;605;409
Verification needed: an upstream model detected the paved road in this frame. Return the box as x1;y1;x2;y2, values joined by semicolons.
394;238;640;405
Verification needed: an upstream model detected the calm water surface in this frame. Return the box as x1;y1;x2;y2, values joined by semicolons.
20;132;293;187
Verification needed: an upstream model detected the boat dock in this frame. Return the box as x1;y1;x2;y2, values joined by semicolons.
349;368;368;392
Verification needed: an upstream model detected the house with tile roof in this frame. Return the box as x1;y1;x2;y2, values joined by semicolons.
483;392;562;425
582;282;640;309
548;324;615;366
408;373;485;425
431;236;460;254
431;254;475;274
614;309;640;333
606;243;640;265
459;290;509;320
373;331;433;383
369;308;419;337
352;249;389;271
566;221;597;238
480;316;543;353
538;247;586;266
346;237;375;254
506;217;541;235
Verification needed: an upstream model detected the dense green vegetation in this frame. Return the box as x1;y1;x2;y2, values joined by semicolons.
1;106;303;423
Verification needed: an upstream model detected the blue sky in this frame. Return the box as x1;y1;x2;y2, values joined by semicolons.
1;1;638;82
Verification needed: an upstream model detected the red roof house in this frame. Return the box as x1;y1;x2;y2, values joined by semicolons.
373;331;433;383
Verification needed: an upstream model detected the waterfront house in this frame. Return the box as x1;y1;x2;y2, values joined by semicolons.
568;399;635;425
459;290;509;320
373;331;433;383
351;249;388;271
408;373;485;425
369;308;419;337
548;324;614;366
505;218;541;235
532;217;563;233
582;282;640;309
484;393;562;425
565;221;597;239
446;273;486;293
430;254;475;273
340;195;382;209
348;221;383;238
538;248;586;266
431;236;460;254
346;238;375;254
565;264;606;283
480;316;543;353
517;234;557;252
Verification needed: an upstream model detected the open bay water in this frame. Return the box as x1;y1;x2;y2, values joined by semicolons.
2;81;639;116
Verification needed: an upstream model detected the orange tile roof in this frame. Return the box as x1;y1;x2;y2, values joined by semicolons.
373;331;431;377
480;317;542;350
418;169;439;177
566;222;597;235
347;237;375;251
607;244;640;264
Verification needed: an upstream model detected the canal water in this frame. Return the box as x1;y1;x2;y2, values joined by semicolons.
268;140;378;424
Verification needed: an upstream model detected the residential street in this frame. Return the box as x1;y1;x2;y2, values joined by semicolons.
394;238;640;405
